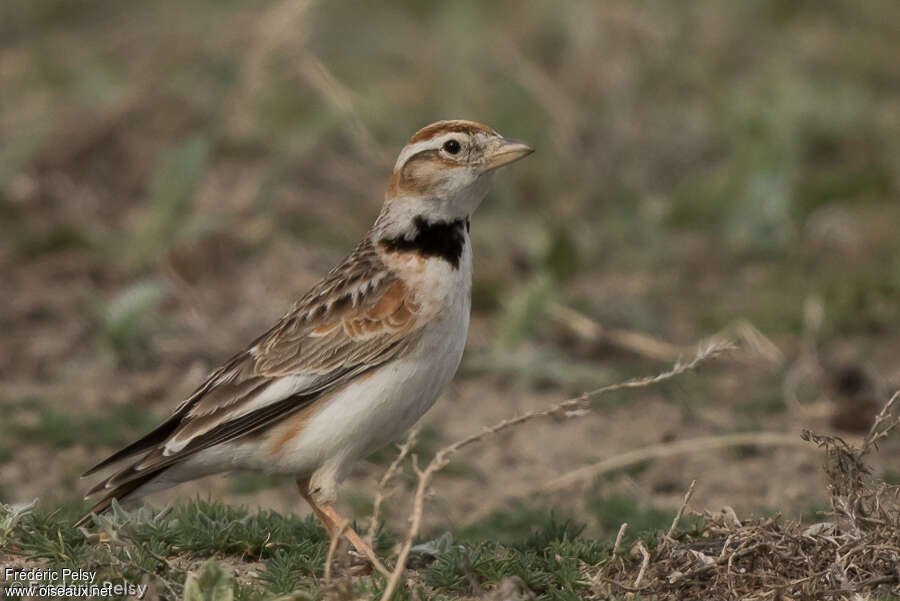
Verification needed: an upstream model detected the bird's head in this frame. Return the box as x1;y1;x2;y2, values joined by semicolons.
375;120;532;236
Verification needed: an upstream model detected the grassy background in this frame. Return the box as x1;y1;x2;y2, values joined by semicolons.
2;0;900;598
3;498;643;600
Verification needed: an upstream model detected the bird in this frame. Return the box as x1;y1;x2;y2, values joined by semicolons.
76;120;533;565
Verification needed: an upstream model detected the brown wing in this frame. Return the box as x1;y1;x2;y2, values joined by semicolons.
82;237;423;493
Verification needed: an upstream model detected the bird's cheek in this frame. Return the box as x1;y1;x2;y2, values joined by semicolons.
442;166;480;192
399;161;440;194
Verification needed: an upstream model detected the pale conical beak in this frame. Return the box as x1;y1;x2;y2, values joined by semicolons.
483;138;534;171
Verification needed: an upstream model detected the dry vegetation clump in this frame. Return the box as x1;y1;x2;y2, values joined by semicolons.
592;392;900;600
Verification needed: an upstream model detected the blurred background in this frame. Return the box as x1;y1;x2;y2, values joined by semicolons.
2;0;899;536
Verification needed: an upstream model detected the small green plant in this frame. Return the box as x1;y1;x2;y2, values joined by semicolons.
125;136;210;267
184;559;234;601
100;277;168;363
0;499;35;547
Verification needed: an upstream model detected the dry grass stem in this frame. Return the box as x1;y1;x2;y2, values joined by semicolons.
666;479;696;540
323;519;349;583
722;319;785;366
633;541;650;588
366;428;418;549
548;303;684;362
294;55;388;162
540;431;814;495
378;340;731;600
548;305;782;368
862;389;900;454
229;0;315;136
378;458;436;601
588;390;900;599
613;523;628;556
573;338;734;397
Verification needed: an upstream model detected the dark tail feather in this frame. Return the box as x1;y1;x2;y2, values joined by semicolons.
74;469;161;527
81;415;183;477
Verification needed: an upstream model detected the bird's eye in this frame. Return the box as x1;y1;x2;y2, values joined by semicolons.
442;139;462;154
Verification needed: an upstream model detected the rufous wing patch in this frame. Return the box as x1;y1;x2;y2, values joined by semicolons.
312;280;419;341
345;280;418;338
311;322;341;337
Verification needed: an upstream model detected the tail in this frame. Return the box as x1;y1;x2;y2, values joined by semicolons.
76;414;185;527
74;469;163;527
81;414;185;477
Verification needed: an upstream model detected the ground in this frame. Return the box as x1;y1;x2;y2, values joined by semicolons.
2;1;900;599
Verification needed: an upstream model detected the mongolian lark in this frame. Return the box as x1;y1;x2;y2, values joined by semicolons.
77;120;532;564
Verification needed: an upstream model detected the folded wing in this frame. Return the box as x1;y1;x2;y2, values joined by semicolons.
79;238;423;518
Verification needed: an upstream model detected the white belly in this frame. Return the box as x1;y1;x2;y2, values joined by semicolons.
274;309;468;474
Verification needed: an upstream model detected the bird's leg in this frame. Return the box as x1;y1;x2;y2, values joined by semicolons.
295;478;336;532
295;478;389;576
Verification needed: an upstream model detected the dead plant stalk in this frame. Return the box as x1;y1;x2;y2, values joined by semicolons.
377;340;733;601
365;428;419;549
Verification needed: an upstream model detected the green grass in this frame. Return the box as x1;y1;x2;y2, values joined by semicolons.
0;494;694;600
99;278;170;365
124;136;210;268
2;499;327;600
1;498;639;601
